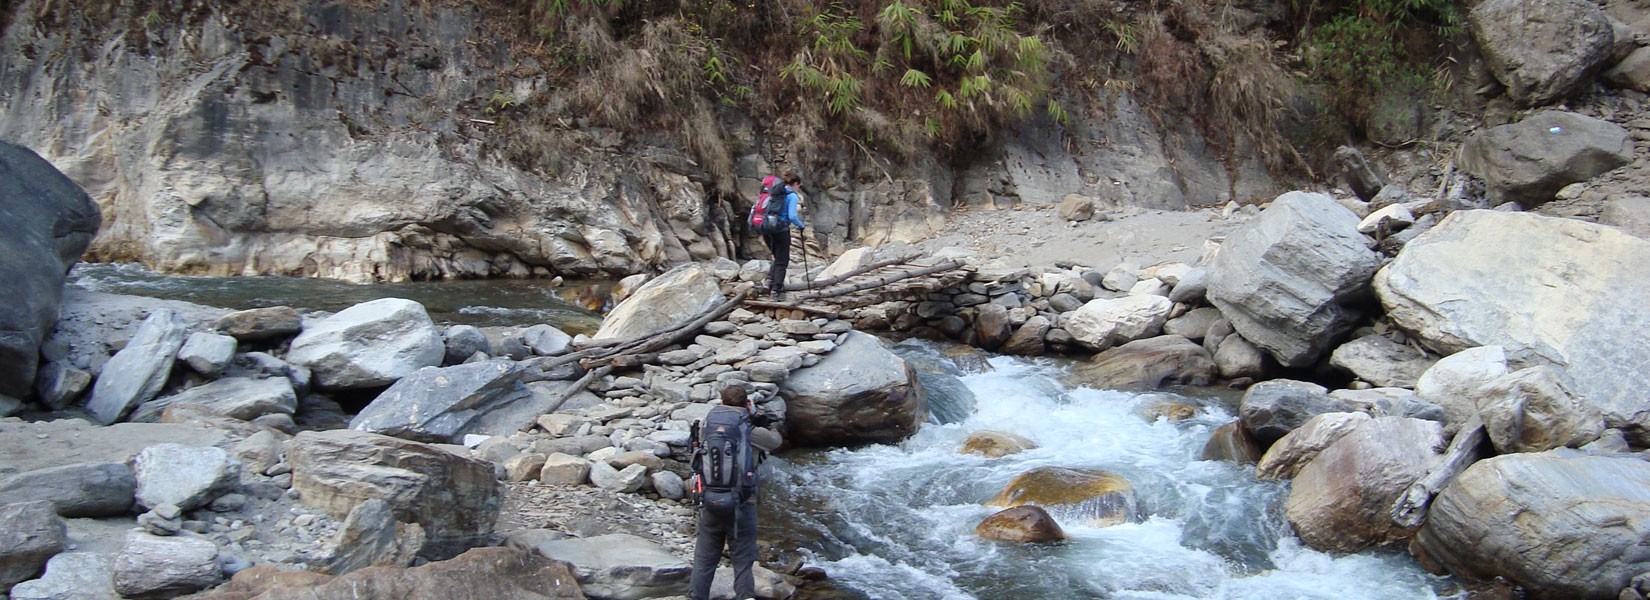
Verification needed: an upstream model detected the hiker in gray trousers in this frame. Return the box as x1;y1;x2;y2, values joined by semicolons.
690;386;782;600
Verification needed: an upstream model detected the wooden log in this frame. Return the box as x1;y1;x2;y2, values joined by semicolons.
1390;416;1490;529
520;364;614;431
795;260;965;301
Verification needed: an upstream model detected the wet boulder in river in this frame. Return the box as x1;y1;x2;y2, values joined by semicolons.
783;331;928;447
976;506;1067;544
960;431;1036;458
986;467;1140;528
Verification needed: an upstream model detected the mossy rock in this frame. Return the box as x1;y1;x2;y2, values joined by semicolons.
960;431;1037;458
985;467;1140;527
975;505;1066;544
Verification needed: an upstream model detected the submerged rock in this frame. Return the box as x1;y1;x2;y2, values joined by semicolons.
959;431;1037;458
976;505;1067;544
986;467;1139;527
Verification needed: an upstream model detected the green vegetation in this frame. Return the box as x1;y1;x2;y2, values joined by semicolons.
1297;0;1464;120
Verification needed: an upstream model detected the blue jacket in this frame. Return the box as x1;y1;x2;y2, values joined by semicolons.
780;189;805;230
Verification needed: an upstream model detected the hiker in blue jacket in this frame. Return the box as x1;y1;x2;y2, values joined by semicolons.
764;171;805;301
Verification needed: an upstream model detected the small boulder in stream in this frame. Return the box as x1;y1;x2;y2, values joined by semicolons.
986;467;1139;528
976;506;1067;544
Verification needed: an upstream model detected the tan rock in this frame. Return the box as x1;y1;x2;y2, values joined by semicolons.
960;431;1037;458
504;454;549;482
1256;412;1371;481
1285;417;1445;552
976;506;1067;543
986;467;1138;527
1200;421;1262;464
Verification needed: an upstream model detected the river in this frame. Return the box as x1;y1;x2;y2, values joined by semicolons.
68;264;1456;599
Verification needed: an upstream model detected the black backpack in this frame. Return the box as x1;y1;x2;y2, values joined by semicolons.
748;175;789;234
690;404;759;516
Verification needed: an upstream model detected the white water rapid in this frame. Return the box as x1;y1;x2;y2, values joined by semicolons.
764;344;1454;600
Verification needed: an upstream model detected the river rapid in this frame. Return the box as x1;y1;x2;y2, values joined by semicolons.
762;341;1456;600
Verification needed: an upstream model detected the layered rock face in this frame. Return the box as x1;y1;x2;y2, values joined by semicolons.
0;1;1273;284
0;141;100;400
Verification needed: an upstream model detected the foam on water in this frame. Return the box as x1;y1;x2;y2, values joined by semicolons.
770;353;1450;599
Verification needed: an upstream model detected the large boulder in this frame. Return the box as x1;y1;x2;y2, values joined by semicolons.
516;533;688;600
321;498;427;575
1207;192;1383;367
1414;345;1510;430
592;263;723;341
1468;0;1618;106
1413;451;1650;599
1375;211;1650;442
84;309;188;424
1256;412;1372;480
1458;112;1633;207
215;306;304;343
1069;335;1215;390
348;360;534;443
132;443;241;512
782;331;927;447
0;501;65;593
1285;417;1446;552
285;298;445;390
287;430;500;559
191;547;582;600
0;462;136;517
0;141;100;401
8;552;117;600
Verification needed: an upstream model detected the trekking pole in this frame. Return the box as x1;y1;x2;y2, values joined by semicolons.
798;226;812;298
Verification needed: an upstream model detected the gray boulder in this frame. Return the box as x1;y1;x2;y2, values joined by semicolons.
1167;267;1209;304
84;309;188;424
1375;211;1650;442
1414;451;1650;599
1063;295;1173;351
522;324;572;356
1414;345;1510;430
0;501;65;593
1285;417;1445;553
1329;387;1446;422
0;463;135;518
1001;315;1050;356
1327;335;1436;388
285;298;445;390
321;498;425;575
110;531;220;599
1162;307;1223;342
593;263;723;341
782;331;928;447
176;332;237;378
132;376;298;423
1469;0;1617;106
442;325;490;365
589;462;647;493
288;429;500;559
1459;112;1633;207
1070;335;1216;390
519;533;689;600
1601;196;1650;239
8;552;117;600
1207;192;1383;367
32;361;91;411
132;443;240;512
0;140;100;401
1239;379;1352;446
348;360;532;443
1213;333;1267;379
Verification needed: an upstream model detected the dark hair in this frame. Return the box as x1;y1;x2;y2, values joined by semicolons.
720;385;749;406
783;171;801;186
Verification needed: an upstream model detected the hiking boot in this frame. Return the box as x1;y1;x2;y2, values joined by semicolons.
771;290;786;301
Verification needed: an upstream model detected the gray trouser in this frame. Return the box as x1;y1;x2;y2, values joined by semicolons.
690;500;758;600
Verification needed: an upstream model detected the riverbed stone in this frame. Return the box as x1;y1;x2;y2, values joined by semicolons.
1475;365;1604;453
783;331;927;447
193;546;582;600
1070;335;1215;390
286;298;445;390
539;453;592;486
111;531;221;598
1256;412;1371;481
287;430;500;559
1239;379;1351;446
1375;211;1650;442
85;309;188;424
8;552;116;600
522;324;572;356
1200;421;1262;464
1062;295;1173;351
1414;345;1509;430
442;325;490;365
0;462;136;518
1213;333;1267;379
0;501;65;593
321;498;425;575
521;533;689;600
960;431;1037;458
1414;450;1650;599
976;505;1067;544
176;332;236;378
1207;192;1383;367
1328;335;1436;388
133;443;240;511
1458;112;1633;206
132;376;298;423
986;467;1139;527
594;263;723;341
0;140;100;401
348;360;532;443
1286;417;1445;553
32;361;91;411
1001;315;1050;356
215;306;304;342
